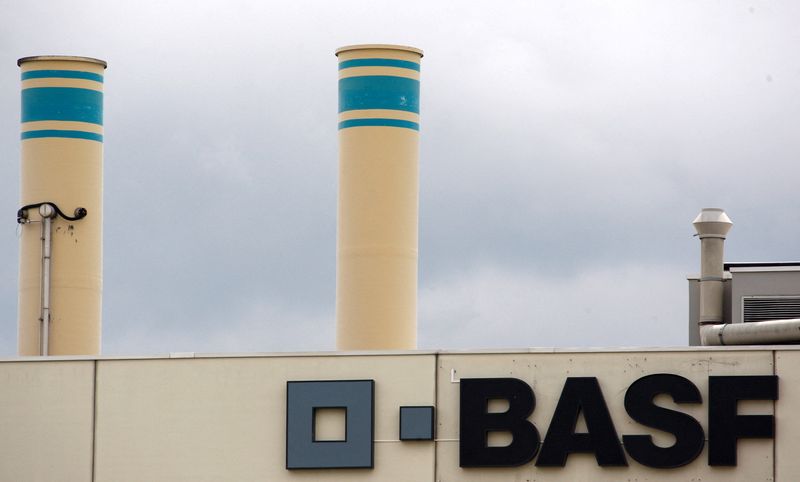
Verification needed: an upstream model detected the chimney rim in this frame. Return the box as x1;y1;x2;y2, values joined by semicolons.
18;55;107;68
335;44;423;57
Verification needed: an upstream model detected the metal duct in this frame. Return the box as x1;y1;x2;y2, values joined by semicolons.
701;318;800;345
692;208;733;330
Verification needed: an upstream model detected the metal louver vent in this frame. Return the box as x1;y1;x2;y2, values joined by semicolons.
743;296;800;323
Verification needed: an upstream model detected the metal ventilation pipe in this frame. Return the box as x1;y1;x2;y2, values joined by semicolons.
702;318;800;345
17;56;106;355
335;44;423;350
692;208;732;334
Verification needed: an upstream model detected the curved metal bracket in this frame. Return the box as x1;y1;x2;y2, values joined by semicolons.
17;202;87;224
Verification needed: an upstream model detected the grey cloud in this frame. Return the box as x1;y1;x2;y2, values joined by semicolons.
1;0;798;355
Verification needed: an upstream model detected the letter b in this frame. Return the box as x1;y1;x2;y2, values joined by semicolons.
459;378;540;467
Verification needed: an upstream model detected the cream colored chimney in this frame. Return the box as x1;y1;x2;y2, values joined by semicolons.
335;44;423;350
17;56;106;355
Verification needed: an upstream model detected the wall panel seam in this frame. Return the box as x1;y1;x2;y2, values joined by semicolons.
774;349;777;482
91;360;98;482
433;352;439;482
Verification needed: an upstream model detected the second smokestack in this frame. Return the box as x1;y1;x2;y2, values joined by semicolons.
17;56;106;355
335;44;423;350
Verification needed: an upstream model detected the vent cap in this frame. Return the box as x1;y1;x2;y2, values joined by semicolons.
693;208;733;238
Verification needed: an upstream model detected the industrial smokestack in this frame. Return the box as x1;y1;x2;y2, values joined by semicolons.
17;56;106;355
692;208;732;344
335;44;422;350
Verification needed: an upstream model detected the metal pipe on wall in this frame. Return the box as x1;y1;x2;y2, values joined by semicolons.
335;44;423;350
17;56;106;355
39;204;55;356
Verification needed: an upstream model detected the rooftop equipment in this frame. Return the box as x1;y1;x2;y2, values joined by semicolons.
691;208;800;345
17;56;106;355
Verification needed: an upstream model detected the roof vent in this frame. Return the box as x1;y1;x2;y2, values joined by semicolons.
743;296;800;323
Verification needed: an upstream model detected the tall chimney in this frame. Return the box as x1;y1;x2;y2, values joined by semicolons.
17;56;106;355
335;44;422;350
692;208;732;339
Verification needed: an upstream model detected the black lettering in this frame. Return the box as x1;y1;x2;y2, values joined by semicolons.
708;375;778;466
536;377;627;467
459;378;540;467
622;374;704;468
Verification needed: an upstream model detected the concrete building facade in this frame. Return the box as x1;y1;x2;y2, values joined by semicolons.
1;347;797;481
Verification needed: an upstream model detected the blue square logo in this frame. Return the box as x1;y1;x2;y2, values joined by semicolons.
286;380;374;469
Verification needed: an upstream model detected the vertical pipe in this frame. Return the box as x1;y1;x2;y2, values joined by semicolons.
18;56;106;355
335;45;423;350
39;204;54;355
692;208;733;344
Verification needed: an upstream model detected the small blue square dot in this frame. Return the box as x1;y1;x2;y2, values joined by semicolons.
400;406;435;441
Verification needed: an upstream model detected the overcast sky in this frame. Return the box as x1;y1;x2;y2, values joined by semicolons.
1;0;798;355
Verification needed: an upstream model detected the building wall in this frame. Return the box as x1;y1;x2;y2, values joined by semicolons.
0;360;94;481
0;348;797;481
